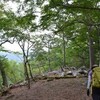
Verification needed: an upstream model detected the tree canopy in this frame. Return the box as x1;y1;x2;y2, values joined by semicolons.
0;0;100;88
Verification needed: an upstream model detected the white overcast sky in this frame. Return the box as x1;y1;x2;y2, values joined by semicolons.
3;43;22;52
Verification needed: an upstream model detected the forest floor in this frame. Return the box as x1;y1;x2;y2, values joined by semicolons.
0;77;92;100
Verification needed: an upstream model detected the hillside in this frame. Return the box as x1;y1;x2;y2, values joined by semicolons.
0;52;22;62
0;78;92;100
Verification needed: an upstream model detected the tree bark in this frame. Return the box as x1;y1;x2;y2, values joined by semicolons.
48;41;52;72
27;61;35;81
0;67;8;87
88;26;95;68
62;33;66;70
23;54;30;89
89;37;95;68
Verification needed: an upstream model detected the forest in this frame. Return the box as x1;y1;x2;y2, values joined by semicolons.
0;0;100;99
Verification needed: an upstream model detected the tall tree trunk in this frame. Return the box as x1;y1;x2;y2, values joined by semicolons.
62;33;66;70
89;37;95;68
98;33;100;67
0;67;8;87
27;61;35;81
48;42;52;72
88;26;95;68
48;57;51;71
23;55;30;89
98;25;100;66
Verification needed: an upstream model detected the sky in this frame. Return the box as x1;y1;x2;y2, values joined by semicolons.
1;43;23;62
3;42;22;52
0;51;23;62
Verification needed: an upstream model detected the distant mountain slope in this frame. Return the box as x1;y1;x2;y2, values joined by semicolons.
0;52;23;62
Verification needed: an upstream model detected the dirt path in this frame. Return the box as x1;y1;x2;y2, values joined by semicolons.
0;78;92;100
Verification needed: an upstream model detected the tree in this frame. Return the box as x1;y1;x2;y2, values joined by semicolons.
37;0;100;68
0;56;9;87
0;0;38;88
6;60;24;84
0;3;15;46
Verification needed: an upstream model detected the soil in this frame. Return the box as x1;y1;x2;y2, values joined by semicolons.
0;78;92;100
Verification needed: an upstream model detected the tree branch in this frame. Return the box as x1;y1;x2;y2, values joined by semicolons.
60;4;100;11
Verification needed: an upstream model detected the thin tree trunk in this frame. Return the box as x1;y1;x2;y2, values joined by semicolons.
62;33;66;70
48;42;52;72
88;26;95;68
23;55;30;89
27;61;35;81
98;25;100;66
89;37;94;68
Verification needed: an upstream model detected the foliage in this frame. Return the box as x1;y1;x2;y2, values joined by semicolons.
5;60;24;84
37;0;100;67
0;0;100;88
0;55;24;88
